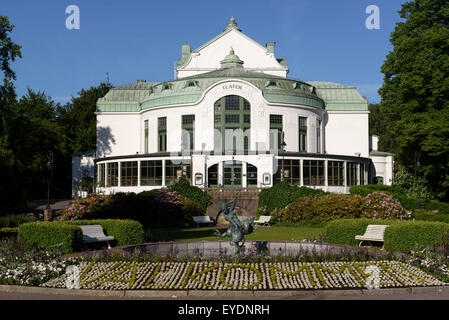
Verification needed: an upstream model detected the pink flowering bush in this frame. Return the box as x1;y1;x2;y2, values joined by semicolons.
361;192;410;220
60;189;194;227
61;193;110;221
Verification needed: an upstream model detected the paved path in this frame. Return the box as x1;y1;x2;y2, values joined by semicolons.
1;285;449;300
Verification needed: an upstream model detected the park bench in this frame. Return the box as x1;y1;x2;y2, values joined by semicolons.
355;224;389;248
192;216;214;227
80;225;115;249
254;215;272;227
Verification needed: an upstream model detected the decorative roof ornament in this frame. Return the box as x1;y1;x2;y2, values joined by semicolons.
224;16;242;32
220;47;244;69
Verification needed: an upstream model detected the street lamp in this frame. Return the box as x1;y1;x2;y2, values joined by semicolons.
45;151;54;220
280;132;287;182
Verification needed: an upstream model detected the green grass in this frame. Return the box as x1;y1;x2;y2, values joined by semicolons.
146;225;325;242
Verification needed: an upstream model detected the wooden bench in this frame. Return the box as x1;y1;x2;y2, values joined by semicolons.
80;225;115;249
355;224;389;248
254;215;272;227
192;216;214;227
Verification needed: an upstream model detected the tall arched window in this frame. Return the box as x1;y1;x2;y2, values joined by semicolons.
214;95;250;154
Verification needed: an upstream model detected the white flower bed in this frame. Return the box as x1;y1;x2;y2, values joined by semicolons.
41;260;445;290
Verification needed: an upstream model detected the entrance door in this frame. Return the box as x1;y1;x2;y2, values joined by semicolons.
223;161;242;187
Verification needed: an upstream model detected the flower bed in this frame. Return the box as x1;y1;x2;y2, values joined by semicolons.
41;260;444;290
0;239;80;286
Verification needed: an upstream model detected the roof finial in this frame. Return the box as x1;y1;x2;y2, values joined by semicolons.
224;16;241;32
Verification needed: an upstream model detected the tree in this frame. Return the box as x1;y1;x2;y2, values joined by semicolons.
379;0;449;201
0;16;22;214
58;82;112;154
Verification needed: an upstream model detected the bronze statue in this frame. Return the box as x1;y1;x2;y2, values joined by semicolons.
214;199;255;255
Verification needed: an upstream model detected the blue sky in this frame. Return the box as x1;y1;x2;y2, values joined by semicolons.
3;0;408;104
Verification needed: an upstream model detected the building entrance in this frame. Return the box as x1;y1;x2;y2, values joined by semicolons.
223;161;242;187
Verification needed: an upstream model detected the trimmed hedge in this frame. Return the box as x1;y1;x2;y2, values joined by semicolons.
384;221;449;252
18;222;83;254
258;182;327;214
326;218;449;252
325;219;395;247
0;214;35;228
18;219;144;254
0;227;18;239
67;219;144;246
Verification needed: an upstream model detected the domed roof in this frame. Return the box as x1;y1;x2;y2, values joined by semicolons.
220;48;244;69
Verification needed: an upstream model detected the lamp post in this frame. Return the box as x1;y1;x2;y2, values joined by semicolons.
414;151;421;209
280;132;287;182
45;151;54;220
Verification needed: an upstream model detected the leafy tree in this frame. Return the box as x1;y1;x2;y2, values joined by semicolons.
0;16;22;214
58;82;112;154
368;103;389;151
379;0;449;201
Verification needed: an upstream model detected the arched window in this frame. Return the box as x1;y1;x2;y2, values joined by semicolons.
214;95;250;154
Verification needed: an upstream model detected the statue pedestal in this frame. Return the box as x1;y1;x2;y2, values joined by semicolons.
44;209;53;221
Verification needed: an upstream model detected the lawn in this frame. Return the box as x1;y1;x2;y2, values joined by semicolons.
147;225;325;242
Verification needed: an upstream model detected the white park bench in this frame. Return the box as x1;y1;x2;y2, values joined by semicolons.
355;224;389;248
254;215;272;227
80;225;115;249
192;216;214;227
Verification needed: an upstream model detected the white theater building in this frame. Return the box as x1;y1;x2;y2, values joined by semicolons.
72;18;393;196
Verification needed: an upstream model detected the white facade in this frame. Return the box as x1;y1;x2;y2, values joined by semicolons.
72;18;394;196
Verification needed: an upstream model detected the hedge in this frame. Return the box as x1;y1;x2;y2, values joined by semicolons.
0;227;18;239
325;219;395;247
258;182;326;214
0;214;35;228
325;219;449;252
18;219;144;254
384;221;449;252
18;222;83;254
67;219;144;246
350;185;449;213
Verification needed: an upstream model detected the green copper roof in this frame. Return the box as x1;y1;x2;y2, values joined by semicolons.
97;69;326;112
220;48;244;69
306;81;368;111
370;150;394;157
97;76;369;113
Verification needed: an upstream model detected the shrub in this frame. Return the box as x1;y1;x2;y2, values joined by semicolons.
326;219;449;252
0;227;18;239
258;181;327;214
350;185;449;213
384;221;449;252
67;219;144;246
349;185;404;197
18;222;83;254
325;219;395;247
360;192;409;220
180;197;204;224
61;189;186;227
168;176;212;211
0;214;36;228
273;193;363;225
18;219;144;253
